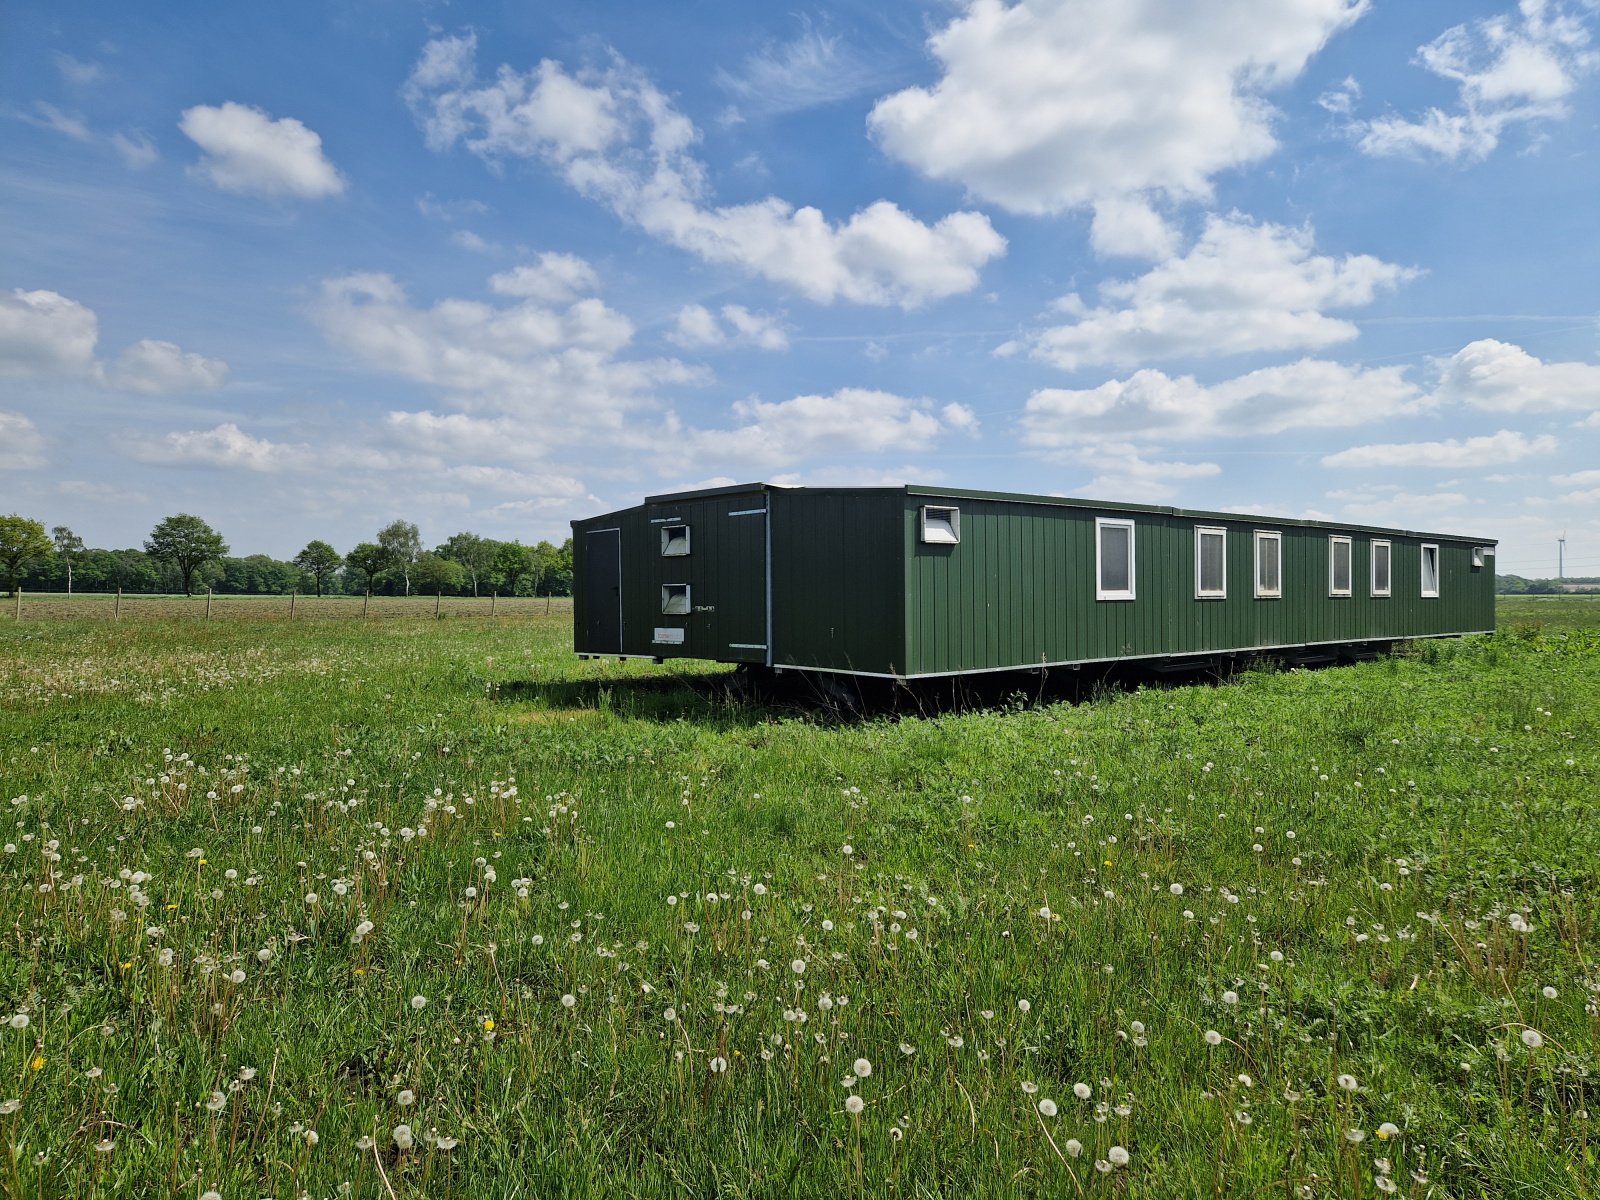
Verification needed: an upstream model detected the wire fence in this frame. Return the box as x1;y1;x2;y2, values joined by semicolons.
5;590;573;622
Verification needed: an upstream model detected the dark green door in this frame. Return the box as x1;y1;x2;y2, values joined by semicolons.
713;505;767;663
583;528;622;654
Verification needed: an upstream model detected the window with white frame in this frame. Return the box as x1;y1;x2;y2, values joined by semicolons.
660;524;690;556
920;505;960;545
661;583;691;615
1096;517;1136;600
1472;546;1488;568
1329;535;1353;597
1254;531;1282;599
1371;539;1392;597
1195;526;1226;599
1420;544;1440;598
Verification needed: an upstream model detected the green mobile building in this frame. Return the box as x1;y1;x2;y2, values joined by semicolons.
571;484;1497;680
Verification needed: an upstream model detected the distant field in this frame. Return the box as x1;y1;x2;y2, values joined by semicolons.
5;592;572;621
0;598;1595;1197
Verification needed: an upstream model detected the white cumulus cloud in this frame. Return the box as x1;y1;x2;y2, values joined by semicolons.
131;422;295;471
0;412;47;469
1008;216;1415;370
180;102;345;199
0;288;101;379
489;253;601;304
1021;358;1422;446
1321;429;1557;469
404;34;1005;307
869;0;1366;217
1358;1;1598;161
691;388;976;468
1430;338;1600;414
110;340;230;393
0;287;228;393
668;304;788;351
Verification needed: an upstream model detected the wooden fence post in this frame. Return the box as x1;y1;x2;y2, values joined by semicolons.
363;591;370;620
435;592;442;618
13;588;19;621
289;592;296;622
206;587;213;620
115;588;121;620
491;591;497;617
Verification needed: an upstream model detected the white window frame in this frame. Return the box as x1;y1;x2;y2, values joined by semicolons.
1329;535;1353;597
1254;531;1282;599
919;505;960;545
1195;526;1227;599
1471;546;1488;568
1420;543;1440;598
1095;517;1136;601
660;583;691;615
660;524;691;557
1370;539;1392;598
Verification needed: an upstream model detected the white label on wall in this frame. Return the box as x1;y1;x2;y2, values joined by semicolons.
653;627;685;644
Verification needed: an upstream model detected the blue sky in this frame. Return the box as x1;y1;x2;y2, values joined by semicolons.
3;0;1598;575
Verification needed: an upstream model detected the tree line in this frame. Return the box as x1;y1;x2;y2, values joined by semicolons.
0;513;573;598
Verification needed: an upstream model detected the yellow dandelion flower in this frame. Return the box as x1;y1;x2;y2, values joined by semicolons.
165;904;178;911
483;1018;495;1032
119;962;132;971
30;1056;45;1072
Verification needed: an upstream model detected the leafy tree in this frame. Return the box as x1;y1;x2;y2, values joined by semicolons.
412;552;465;596
346;542;389;596
0;514;52;597
493;540;530;594
144;514;228;596
293;540;343;597
52;526;85;595
377;520;422;596
438;532;495;597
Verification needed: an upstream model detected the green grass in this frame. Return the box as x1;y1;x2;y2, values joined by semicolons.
1;599;1596;1198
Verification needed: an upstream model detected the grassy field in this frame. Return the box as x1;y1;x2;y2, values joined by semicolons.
0;598;1596;1197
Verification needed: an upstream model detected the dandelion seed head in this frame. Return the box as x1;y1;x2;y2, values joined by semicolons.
1108;1145;1129;1167
1073;1082;1092;1100
1038;1099;1058;1117
1337;1073;1358;1092
1377;1122;1400;1140
397;1089;415;1107
410;995;427;1010
1521;1028;1544;1049
853;1058;872;1078
1204;1030;1222;1046
845;1095;865;1114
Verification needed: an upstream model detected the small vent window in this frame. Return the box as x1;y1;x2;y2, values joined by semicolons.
1421;544;1440;598
1472;546;1488;568
661;584;690;615
1371;540;1392;597
1096;517;1136;601
1329;535;1352;597
1254;531;1282;599
920;505;960;544
660;524;690;556
1196;527;1226;599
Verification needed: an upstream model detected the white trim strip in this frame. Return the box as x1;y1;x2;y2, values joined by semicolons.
728;508;766;517
729;643;767;650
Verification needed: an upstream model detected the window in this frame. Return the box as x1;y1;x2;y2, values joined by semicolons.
1195;526;1226;599
1254;531;1282;599
1329;535;1352;597
1420;544;1439;598
1371;539;1391;597
660;524;690;556
1472;546;1488;568
920;505;960;545
660;584;690;615
1096;517;1135;600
